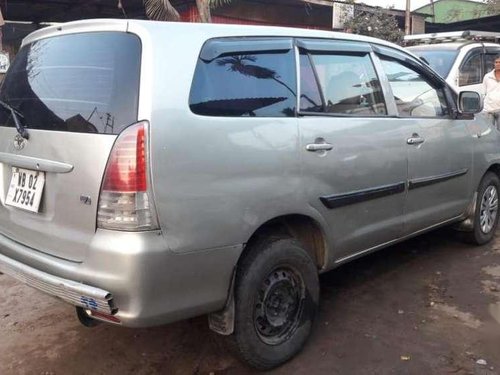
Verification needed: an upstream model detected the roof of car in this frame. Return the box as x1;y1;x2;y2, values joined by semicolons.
407;43;464;51
407;42;500;52
24;18;415;57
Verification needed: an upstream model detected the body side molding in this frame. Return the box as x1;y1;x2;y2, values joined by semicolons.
320;182;406;209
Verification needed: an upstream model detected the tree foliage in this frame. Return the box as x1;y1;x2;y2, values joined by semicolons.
485;0;500;15
446;0;498;22
143;0;232;22
343;8;404;45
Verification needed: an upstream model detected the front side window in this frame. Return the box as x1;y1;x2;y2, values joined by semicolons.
189;50;296;117
484;53;500;75
299;51;386;116
380;57;449;118
459;51;482;86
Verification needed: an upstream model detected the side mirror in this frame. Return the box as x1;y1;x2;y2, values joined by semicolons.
458;91;482;114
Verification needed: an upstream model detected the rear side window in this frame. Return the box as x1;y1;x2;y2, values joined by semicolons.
0;32;141;134
189;49;296;117
299;53;323;113
299;51;387;116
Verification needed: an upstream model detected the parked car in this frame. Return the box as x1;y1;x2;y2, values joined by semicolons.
405;31;500;96
0;20;497;370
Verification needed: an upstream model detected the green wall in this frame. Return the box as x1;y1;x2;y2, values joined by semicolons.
415;0;491;23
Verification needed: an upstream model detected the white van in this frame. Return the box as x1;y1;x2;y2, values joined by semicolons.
406;31;500;96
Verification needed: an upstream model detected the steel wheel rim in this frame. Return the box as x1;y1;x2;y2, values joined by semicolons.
480;185;498;234
253;266;305;345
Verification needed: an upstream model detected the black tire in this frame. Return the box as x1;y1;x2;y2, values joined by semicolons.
463;172;500;245
230;236;319;370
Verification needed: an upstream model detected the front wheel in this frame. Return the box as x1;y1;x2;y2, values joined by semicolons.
230;236;319;370
463;172;500;245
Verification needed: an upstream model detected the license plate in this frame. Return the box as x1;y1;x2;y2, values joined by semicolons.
5;167;45;213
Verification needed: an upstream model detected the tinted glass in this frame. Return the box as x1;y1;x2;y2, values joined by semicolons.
299;53;323;113
380;57;449;117
484;53;499;74
0;32;141;134
190;50;296;117
459;52;482;86
303;52;386;116
409;49;458;78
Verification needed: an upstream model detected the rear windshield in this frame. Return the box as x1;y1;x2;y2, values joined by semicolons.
0;32;141;134
408;49;458;78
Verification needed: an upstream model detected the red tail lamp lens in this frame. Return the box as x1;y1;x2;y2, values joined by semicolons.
102;122;147;193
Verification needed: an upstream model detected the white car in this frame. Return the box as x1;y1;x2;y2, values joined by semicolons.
406;31;500;96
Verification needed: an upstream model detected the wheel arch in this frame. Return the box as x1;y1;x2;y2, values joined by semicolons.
208;213;329;336
486;164;500;181
242;214;329;271
455;165;500;232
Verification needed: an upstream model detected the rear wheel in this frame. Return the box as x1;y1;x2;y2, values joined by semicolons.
230;236;319;370
463;172;500;245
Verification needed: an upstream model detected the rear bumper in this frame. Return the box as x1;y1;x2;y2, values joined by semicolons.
0;229;242;327
0;252;116;314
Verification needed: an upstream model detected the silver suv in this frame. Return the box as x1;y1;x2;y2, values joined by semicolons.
0;20;497;369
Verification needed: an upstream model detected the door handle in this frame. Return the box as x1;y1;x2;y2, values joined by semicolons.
407;134;425;145
306;143;333;152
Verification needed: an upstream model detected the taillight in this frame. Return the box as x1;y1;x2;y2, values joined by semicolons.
97;121;159;231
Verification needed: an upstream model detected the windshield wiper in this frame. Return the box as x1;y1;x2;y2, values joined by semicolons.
0;99;29;139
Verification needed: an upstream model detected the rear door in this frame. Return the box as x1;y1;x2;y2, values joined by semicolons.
0;31;141;261
297;39;407;263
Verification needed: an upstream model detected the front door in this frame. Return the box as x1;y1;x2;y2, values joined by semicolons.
377;54;473;234
457;48;484;95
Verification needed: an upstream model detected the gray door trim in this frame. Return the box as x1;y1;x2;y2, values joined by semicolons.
295;39;372;53
408;168;468;190
199;37;293;62
320;182;406;209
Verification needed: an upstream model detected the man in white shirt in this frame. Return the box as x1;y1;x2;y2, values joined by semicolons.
483;55;500;126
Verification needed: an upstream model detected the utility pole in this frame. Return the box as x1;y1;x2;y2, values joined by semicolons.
430;0;436;23
405;0;411;35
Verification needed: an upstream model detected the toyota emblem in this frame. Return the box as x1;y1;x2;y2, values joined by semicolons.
13;133;26;150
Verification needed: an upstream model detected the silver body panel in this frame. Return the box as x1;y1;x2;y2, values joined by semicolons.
299;116;407;262
0;20;499;327
404;117;473;233
0;128;115;262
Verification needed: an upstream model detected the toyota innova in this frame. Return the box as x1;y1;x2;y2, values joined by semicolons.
0;20;498;369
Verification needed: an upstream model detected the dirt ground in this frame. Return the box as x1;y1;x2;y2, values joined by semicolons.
1;228;500;375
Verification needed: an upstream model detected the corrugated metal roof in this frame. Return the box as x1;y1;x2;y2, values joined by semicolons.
1;0;148;22
414;0;491;23
0;0;314;23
